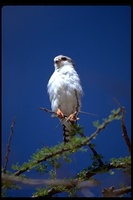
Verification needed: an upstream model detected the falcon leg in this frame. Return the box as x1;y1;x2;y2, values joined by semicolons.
56;108;64;119
67;111;79;122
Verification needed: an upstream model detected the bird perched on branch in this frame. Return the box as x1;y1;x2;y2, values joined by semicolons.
47;55;83;143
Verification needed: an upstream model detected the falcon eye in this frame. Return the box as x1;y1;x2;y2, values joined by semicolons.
61;57;67;61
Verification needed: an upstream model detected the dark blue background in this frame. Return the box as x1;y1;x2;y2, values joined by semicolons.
2;6;131;197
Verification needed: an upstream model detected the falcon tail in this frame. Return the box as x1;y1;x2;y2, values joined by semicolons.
62;124;71;143
62;120;75;143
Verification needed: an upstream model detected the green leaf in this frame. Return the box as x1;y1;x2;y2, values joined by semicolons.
93;120;100;128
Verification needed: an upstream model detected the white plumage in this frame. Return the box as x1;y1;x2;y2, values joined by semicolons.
47;55;83;142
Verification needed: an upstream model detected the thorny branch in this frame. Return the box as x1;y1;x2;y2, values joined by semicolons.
3;117;16;174
14;107;122;176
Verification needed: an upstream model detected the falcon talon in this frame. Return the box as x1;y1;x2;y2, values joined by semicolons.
68;117;79;122
66;118;76;122
66;114;79;122
56;109;64;119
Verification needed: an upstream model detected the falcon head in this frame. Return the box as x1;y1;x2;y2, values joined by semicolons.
54;55;75;69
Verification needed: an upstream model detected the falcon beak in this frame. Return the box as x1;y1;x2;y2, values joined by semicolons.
55;58;61;64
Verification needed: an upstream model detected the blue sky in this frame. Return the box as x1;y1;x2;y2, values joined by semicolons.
2;6;131;197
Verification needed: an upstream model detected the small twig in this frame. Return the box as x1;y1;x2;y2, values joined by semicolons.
53;120;62;132
3;117;16;174
39;107;55;114
40;106;98;118
79;111;98;117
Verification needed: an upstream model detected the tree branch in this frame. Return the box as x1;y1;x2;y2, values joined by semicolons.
85;161;130;179
121;107;131;154
3;117;16;174
113;98;131;154
102;186;131;197
79;131;104;166
39;107;55;114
